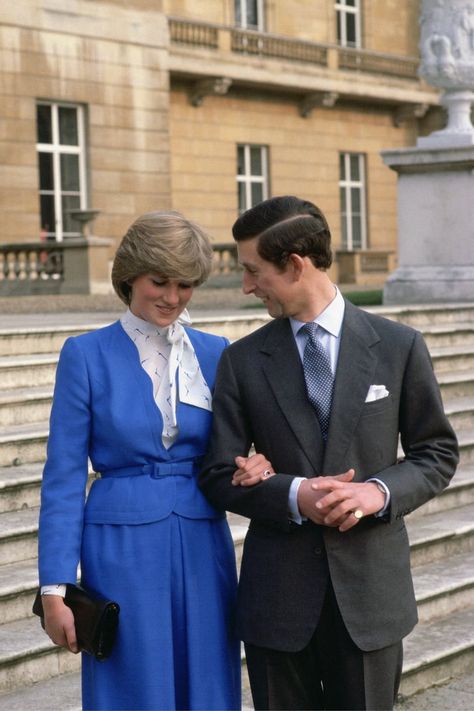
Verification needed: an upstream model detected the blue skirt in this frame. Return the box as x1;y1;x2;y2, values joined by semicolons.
80;515;241;710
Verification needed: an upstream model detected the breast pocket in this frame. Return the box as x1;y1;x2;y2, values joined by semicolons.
361;393;395;417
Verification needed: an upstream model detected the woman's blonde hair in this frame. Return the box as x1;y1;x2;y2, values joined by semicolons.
112;210;214;305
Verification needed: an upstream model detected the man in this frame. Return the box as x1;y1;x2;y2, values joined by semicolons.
199;196;458;711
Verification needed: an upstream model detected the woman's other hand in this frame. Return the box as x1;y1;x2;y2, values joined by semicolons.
232;453;275;487
42;595;79;653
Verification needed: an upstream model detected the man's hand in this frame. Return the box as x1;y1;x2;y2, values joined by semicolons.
232;453;275;487
42;595;79;653
312;477;386;532
297;469;355;525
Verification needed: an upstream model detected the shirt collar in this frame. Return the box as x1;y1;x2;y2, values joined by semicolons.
290;285;345;338
121;308;192;337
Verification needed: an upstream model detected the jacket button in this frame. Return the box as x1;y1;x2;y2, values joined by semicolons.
314;547;322;555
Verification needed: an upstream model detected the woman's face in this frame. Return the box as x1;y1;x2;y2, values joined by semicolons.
129;273;195;328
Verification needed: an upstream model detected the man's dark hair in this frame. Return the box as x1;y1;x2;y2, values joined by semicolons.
232;195;332;270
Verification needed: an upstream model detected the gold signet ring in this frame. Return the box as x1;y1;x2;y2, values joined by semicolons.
353;509;364;520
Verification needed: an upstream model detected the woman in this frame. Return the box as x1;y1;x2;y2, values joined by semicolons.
38;211;272;710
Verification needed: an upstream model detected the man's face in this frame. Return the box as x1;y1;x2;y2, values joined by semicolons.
238;238;295;318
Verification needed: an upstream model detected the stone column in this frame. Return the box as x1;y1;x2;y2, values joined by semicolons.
382;0;474;304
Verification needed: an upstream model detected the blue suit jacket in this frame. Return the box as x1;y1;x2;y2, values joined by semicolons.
38;320;228;585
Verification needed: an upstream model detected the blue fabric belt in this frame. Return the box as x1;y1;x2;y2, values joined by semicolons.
99;459;201;479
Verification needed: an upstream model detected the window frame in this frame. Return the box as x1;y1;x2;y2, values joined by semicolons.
236;144;269;214
339;152;367;251
335;0;362;49
36;101;87;242
234;0;265;31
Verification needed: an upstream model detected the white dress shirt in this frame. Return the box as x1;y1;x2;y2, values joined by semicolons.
286;287;390;522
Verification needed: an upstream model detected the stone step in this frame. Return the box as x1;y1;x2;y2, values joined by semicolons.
0;387;53;427
0;462;44;514
407;502;474;567
0;670;81;711
0;615;80;694
0;423;48;467
0;324;100;357
412;549;474;624
444;397;474;432
0;559;38;624
409;466;474;518
422;323;474;349
455;428;474;465
438;368;474;400
400;606;474;698
371;303;474;328
0;314;272;358
431;344;474;374
0;353;58;389
0;507;39;565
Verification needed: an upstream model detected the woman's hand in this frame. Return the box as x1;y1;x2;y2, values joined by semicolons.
232;453;275;487
41;595;79;653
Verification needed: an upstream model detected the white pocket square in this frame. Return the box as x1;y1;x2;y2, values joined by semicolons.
365;384;390;403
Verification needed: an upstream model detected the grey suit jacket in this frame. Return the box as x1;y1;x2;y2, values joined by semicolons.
199;300;458;652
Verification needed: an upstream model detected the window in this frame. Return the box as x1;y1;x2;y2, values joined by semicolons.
335;0;361;48
36;102;87;241
235;0;265;31
339;153;367;250
237;145;269;214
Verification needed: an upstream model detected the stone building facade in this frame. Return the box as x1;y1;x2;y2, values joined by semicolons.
1;1;442;291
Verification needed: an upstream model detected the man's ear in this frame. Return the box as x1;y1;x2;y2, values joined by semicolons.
287;253;305;280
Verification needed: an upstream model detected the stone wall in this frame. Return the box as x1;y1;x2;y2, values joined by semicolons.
0;0;171;249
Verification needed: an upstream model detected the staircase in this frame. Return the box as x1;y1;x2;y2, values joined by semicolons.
0;305;473;708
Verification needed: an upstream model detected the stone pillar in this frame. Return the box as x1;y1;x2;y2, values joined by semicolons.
382;0;474;304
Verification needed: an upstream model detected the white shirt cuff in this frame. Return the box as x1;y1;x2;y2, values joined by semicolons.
288;477;307;524
368;478;391;517
41;584;67;597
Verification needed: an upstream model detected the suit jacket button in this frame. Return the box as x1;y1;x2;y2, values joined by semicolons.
314;547;322;555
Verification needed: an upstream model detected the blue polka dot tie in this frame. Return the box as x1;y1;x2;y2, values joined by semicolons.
301;322;334;441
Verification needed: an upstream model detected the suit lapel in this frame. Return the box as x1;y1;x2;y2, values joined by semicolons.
323;301;380;474
260;319;324;474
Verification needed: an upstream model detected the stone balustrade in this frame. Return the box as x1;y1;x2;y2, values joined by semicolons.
169;17;418;78
0;238;112;296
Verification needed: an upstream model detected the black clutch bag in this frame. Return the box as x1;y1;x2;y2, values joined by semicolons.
33;583;120;661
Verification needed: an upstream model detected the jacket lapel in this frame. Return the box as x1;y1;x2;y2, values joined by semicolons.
323;301;380;474
260;319;324;475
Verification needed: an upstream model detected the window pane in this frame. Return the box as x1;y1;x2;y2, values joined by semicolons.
247;0;259;28
237;146;245;175
251;182;263;206
340;187;346;214
238;182;247;213
59;107;79;146
62;195;81;234
336;12;343;43
38;153;54;190
235;0;242;26
40;194;55;234
352;215;362;249
37;104;52;144
346;14;356;46
350;154;360;181
60;154;80;191
250;146;262;175
351;187;361;213
339;153;346;178
346;0;356;7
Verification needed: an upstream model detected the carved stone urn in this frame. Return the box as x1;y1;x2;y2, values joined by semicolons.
419;0;474;145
